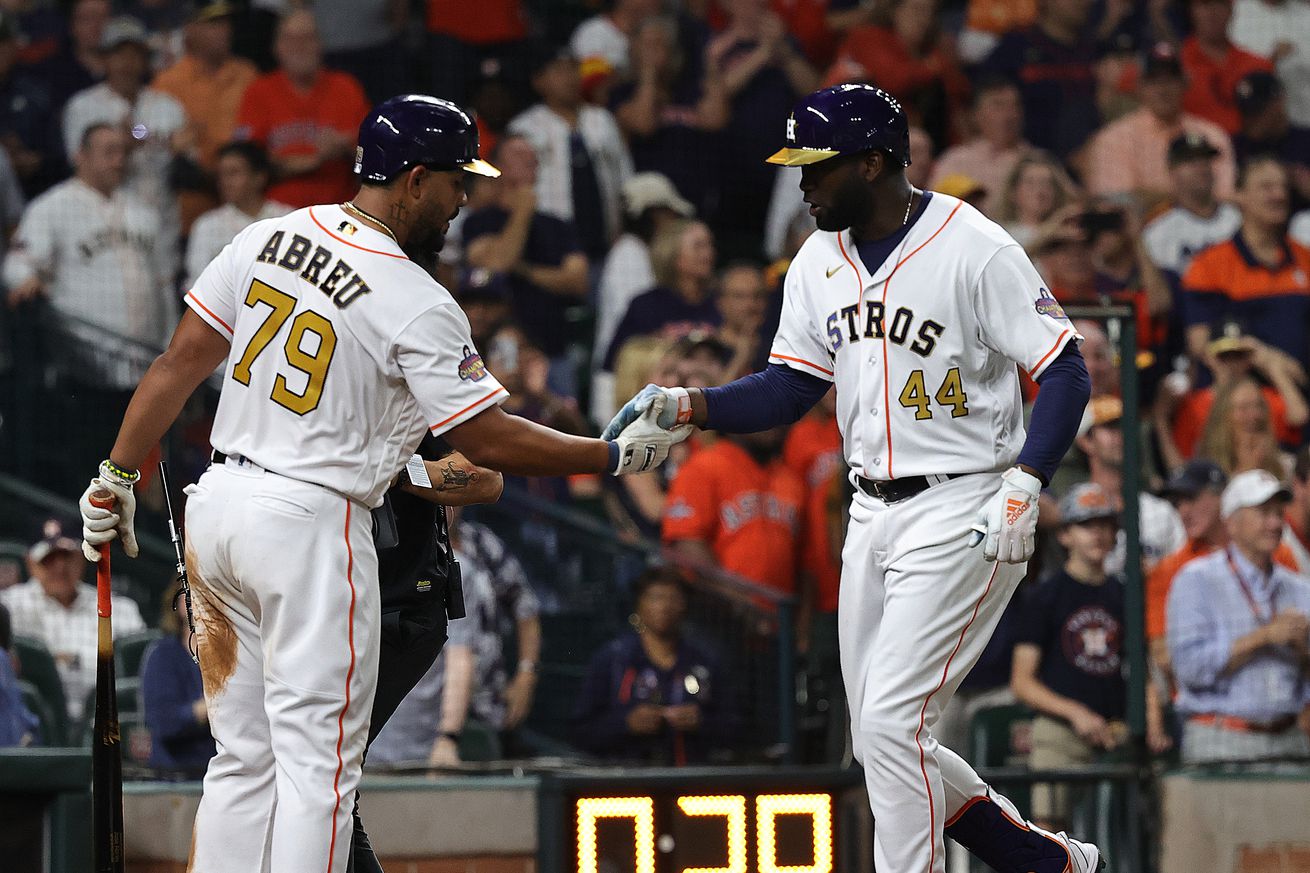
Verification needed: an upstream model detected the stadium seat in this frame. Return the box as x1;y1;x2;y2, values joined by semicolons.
17;679;59;745
78;677;143;746
457;718;503;762
11;636;68;744
968;703;1035;819
968;703;1034;768
114;629;163;678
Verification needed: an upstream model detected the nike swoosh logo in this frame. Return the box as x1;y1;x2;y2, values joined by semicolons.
826;264;844;278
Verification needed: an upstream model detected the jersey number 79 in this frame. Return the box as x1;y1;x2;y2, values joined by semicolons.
231;278;339;415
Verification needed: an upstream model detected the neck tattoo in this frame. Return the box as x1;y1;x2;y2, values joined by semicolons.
341;201;399;244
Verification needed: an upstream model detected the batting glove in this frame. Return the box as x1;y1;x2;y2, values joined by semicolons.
79;461;140;561
601;384;693;441
609;395;693;475
968;466;1041;563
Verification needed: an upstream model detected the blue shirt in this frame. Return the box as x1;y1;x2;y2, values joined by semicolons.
140;634;215;774
1167;547;1310;723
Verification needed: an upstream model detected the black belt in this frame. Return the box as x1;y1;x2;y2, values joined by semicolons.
211;450;228;465
856;473;963;504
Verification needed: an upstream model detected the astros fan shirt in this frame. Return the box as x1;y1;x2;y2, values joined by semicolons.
768;192;1080;481
185;205;507;507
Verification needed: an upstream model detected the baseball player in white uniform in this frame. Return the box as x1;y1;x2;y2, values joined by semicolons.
77;95;685;873
606;84;1102;873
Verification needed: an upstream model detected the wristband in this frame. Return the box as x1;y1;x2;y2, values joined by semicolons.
606;440;620;474
517;659;538;674
667;387;694;426
440;730;461;743
100;459;140;485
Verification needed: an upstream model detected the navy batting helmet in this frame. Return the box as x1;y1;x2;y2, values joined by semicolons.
766;84;911;168
354;94;501;183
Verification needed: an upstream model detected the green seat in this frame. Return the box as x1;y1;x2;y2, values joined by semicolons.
78;677;143;746
17;679;58;745
968;703;1034;819
525;663;588;744
11;636;68;744
114;629;162;678
457;718;503;762
969;703;1034;768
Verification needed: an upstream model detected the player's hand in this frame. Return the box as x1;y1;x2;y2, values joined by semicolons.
609;395;693;476
601;384;692;441
428;735;461;767
626;703;664;735
664;703;702;732
504;670;538;728
968;466;1041;563
79;462;140;560
6;275;44;307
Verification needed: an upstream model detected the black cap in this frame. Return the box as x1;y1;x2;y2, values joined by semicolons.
457;268;512;303
1235;70;1282;117
1167;132;1222;166
1142;43;1185;80
1164;460;1228;498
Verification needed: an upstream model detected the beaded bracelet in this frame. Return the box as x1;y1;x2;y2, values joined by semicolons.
100;458;141;485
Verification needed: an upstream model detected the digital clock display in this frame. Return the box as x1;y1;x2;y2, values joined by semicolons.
539;768;866;873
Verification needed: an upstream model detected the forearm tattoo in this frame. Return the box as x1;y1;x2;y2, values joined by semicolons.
435;460;477;491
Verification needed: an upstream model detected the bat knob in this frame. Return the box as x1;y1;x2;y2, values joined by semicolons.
89;490;117;511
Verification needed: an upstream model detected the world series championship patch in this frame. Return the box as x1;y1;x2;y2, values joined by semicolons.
458;345;488;382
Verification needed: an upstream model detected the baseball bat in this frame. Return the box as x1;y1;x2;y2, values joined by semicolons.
89;490;125;873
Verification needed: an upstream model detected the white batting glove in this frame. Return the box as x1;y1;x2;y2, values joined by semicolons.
79;461;140;561
968;466;1042;563
601;384;693;441
609;395;693;475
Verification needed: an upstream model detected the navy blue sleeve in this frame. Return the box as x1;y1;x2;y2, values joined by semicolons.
1016;343;1091;484
702;363;831;432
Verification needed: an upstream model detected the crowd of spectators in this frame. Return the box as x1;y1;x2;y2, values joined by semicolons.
1;0;1309;775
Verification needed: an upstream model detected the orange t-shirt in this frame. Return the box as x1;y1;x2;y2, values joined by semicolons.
784;413;844;613
235;69;371;209
1170;385;1300;457
1146;538;1299;641
662;439;806;597
426;0;527;43
154;54;260;169
1179;37;1273;136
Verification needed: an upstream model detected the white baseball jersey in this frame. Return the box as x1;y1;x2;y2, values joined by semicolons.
62;83;187;221
770;193;1079;480
185;200;293;287
185;204;507;507
3;178;176;387
1142;203;1241;278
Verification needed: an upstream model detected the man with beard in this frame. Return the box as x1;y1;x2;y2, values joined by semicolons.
75;94;688;873
605;83;1101;873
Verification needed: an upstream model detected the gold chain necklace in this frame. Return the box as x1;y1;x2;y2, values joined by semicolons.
341;201;400;244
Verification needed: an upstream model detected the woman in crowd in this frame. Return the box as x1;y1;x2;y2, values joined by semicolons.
1197;376;1287;479
993;151;1082;251
602;217;720;372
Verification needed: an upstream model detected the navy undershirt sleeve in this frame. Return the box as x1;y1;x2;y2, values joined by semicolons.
1017;343;1091;484
703;363;831;432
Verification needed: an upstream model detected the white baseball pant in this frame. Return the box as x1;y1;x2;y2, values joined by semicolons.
840;471;1027;873
183;460;380;873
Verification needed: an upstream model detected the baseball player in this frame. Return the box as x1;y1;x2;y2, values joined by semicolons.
605;84;1101;873
77;94;686;873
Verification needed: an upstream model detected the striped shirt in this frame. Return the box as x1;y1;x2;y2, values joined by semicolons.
1;580;145;722
1167;548;1310;724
